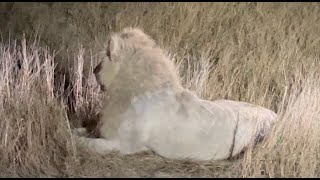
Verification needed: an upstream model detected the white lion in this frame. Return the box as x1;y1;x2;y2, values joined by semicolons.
73;27;278;161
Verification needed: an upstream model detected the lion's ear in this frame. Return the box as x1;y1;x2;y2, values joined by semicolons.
106;36;120;62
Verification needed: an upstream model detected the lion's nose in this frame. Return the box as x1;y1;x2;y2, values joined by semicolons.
94;62;102;74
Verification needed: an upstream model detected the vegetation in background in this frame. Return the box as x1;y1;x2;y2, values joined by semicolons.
0;2;320;177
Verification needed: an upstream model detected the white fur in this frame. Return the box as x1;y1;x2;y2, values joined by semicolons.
74;88;277;161
73;27;278;161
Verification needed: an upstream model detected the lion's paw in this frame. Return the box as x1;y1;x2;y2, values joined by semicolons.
72;127;88;137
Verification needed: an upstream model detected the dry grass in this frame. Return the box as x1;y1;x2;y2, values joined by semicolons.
0;2;320;177
235;73;320;178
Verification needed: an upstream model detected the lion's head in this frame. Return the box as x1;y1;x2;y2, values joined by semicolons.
93;27;158;91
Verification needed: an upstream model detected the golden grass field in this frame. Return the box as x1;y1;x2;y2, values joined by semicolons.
0;2;320;177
